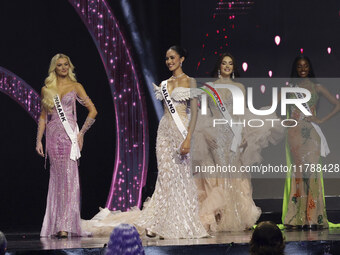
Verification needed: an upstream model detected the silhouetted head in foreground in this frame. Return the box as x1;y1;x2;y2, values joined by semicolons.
0;231;7;255
105;224;145;255
249;221;285;255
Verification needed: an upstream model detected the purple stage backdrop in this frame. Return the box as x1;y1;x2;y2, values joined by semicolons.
68;0;149;211
0;0;149;212
0;67;41;123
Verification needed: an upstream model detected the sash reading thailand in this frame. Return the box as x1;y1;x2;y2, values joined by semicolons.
53;94;81;161
160;81;188;139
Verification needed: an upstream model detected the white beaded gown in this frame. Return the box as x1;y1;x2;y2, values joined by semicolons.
82;82;208;239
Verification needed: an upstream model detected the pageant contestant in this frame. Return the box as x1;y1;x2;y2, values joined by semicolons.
282;56;340;229
36;54;97;237
82;46;208;239
136;45;207;238
193;53;283;232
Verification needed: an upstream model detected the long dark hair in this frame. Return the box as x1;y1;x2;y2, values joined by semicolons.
211;52;240;78
290;55;315;78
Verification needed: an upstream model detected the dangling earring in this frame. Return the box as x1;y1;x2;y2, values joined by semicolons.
232;72;235;79
180;62;183;67
218;69;221;78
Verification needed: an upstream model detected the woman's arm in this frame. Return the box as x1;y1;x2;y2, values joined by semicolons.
307;85;340;124
36;88;47;157
234;83;248;151
180;78;198;155
75;83;98;119
75;83;98;150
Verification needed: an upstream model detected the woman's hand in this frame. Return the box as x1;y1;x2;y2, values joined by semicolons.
36;141;44;157
77;133;84;151
180;138;191;155
305;116;323;124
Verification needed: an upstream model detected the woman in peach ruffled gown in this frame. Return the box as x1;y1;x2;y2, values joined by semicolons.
193;53;283;232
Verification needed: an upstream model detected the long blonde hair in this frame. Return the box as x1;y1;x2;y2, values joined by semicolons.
41;53;77;112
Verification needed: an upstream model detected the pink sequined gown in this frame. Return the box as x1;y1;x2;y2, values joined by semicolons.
40;91;83;237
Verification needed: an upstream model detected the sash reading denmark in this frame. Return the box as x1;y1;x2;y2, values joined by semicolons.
53;94;81;161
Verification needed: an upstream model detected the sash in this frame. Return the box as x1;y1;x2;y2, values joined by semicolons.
290;83;330;157
160;81;188;139
204;82;242;152
53;94;81;161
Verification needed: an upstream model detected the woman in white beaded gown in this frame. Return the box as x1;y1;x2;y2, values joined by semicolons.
134;45;207;238
193;53;283;232
82;46;208;239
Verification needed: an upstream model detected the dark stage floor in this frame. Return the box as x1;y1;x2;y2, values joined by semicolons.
4;228;340;255
4;199;340;254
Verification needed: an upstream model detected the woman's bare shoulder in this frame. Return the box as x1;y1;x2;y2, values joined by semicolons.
73;82;85;91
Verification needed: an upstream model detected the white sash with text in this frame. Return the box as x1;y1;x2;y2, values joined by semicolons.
160;81;188;139
53;94;81;161
205;82;242;152
291;84;330;157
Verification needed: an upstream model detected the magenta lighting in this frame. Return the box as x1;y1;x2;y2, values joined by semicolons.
274;35;281;46
0;67;41;123
68;0;148;211
260;84;266;94
327;47;332;54
242;62;248;72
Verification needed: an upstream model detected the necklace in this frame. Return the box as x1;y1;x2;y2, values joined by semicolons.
171;73;185;79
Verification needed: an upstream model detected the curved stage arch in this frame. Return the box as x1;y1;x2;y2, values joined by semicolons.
68;0;149;210
0;67;41;123
0;0;148;212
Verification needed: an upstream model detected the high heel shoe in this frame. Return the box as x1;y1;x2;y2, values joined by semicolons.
57;231;68;238
284;224;302;230
146;229;156;238
146;229;164;239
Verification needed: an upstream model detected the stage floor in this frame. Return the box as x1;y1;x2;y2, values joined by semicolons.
5;228;340;254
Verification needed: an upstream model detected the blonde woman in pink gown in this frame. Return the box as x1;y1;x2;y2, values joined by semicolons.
36;54;97;237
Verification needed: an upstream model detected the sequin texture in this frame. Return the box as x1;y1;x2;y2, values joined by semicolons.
41;91;85;237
